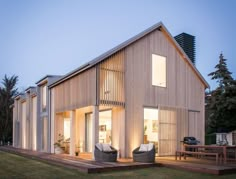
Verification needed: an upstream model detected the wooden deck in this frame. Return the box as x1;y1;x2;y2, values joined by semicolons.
0;146;159;173
1;146;236;175
158;156;236;175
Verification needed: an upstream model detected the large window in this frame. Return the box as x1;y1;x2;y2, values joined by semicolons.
152;54;166;87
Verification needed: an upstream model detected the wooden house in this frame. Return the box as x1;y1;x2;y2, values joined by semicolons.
13;22;209;158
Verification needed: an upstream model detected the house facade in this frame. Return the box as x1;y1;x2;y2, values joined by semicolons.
12;75;61;152
13;22;209;158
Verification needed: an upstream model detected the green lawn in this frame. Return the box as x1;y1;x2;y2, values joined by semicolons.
0;150;235;179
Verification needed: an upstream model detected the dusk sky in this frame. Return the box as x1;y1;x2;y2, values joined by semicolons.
0;0;235;91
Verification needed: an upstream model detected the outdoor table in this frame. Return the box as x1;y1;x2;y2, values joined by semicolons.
184;144;236;164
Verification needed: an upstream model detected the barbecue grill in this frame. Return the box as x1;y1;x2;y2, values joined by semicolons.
183;137;200;145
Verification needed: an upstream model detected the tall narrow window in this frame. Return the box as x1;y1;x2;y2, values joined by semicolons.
42;85;47;111
152;54;166;87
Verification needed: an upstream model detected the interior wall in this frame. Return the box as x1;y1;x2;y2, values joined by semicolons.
75;107;93;152
76;109;85;152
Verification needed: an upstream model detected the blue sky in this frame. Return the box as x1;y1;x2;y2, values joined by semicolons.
0;0;235;91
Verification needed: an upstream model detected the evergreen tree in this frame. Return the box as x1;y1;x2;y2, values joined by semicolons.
207;53;236;133
0;75;18;144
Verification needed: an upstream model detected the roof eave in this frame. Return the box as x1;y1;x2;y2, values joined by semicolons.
49;22;164;88
48;21;209;89
160;25;210;89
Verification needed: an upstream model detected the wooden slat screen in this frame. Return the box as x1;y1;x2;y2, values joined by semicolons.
158;106;177;156
158;106;191;155
99;50;125;106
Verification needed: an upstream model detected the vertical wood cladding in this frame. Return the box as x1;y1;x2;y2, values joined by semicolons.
99;51;125;106
53;68;97;112
124;28;205;156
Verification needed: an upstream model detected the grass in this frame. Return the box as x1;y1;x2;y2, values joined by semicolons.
0;150;235;179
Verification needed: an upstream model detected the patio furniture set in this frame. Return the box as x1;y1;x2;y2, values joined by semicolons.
94;143;156;163
175;137;236;165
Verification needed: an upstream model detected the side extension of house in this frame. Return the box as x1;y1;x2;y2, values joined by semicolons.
12;75;61;152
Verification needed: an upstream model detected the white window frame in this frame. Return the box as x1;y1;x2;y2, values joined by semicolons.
152;54;167;87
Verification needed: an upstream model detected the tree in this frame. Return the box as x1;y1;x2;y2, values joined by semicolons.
0;75;18;144
206;53;236;133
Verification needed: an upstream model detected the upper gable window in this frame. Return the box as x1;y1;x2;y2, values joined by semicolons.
42;85;47;111
152;54;166;87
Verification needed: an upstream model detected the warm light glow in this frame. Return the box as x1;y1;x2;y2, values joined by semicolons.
99;110;112;144
85;113;92;152
152;54;166;87
144;108;158;143
32;97;37;150
144;108;158;120
64;118;71;140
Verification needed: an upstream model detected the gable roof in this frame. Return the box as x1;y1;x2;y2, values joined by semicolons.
49;22;209;88
35;75;62;86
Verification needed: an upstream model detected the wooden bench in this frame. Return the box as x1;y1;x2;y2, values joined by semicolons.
175;150;223;164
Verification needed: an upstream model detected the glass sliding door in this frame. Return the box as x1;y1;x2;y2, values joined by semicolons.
84;110;112;153
144;108;158;153
85;113;92;152
99;110;112;144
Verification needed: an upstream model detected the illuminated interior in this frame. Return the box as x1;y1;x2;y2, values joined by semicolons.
85;113;92;152
64;118;71;140
99;110;112;144
144;108;158;152
84;110;112;153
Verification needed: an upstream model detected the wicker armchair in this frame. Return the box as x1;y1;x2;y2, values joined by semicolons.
133;145;156;163
94;145;118;162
